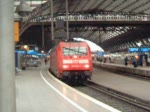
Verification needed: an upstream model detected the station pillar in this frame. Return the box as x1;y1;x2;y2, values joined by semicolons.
0;0;16;112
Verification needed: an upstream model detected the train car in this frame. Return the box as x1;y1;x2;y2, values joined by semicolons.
49;41;93;83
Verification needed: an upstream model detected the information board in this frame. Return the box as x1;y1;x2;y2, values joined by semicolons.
129;48;139;52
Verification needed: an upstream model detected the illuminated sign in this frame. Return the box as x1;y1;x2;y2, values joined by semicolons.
129;48;139;52
141;48;150;52
97;52;106;56
27;50;37;55
20;45;30;51
16;50;26;55
37;53;43;57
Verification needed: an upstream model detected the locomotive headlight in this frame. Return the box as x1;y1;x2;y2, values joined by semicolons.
63;65;69;68
84;64;89;68
73;55;77;58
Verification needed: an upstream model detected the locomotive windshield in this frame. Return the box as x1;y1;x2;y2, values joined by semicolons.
63;47;88;56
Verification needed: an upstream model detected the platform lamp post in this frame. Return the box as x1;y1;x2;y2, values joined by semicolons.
23;45;29;55
137;41;142;54
137;41;142;66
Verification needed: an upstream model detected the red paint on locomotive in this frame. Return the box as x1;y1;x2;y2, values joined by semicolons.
50;41;93;82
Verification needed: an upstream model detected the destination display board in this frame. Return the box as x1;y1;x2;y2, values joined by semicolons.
141;47;150;52
16;50;26;55
27;50;37;55
129;48;139;52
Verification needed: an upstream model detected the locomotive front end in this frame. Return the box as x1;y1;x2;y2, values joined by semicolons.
59;42;93;83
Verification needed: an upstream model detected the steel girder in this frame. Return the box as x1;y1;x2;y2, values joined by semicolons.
101;27;150;52
19;0;150;52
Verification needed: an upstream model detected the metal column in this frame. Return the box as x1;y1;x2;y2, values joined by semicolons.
41;0;44;49
0;0;16;112
66;0;69;39
51;0;54;40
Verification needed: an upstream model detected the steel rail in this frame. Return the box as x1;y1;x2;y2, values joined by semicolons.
84;81;150;111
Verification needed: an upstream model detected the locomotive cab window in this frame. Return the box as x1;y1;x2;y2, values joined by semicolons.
63;47;88;56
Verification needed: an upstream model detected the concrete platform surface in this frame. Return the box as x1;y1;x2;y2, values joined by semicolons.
92;67;150;102
15;63;121;112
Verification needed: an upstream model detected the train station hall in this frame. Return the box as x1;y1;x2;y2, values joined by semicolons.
0;0;150;112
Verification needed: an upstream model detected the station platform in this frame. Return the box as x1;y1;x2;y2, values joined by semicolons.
93;62;150;77
15;63;121;112
92;62;150;104
91;66;150;102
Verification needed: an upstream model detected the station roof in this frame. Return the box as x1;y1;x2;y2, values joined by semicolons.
14;0;47;10
15;0;150;52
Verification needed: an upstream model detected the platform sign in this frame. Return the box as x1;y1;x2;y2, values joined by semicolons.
14;22;19;42
15;50;26;55
97;52;106;56
129;48;139;52
27;50;37;55
141;47;150;52
35;47;39;51
36;53;43;57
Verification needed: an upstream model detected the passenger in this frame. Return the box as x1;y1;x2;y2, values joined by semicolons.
131;56;137;68
44;58;47;65
124;56;128;66
109;57;111;63
145;54;148;66
103;57;106;63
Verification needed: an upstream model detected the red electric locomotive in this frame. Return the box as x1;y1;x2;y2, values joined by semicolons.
49;41;93;83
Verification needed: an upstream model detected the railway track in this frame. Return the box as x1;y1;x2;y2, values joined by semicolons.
84;81;150;111
49;64;150;111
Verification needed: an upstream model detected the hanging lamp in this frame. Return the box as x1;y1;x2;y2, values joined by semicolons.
15;0;32;17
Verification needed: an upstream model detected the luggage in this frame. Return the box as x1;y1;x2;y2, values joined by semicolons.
133;62;137;68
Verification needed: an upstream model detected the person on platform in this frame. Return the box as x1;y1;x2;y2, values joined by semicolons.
44;58;47;65
131;56;137;68
124;56;128;66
